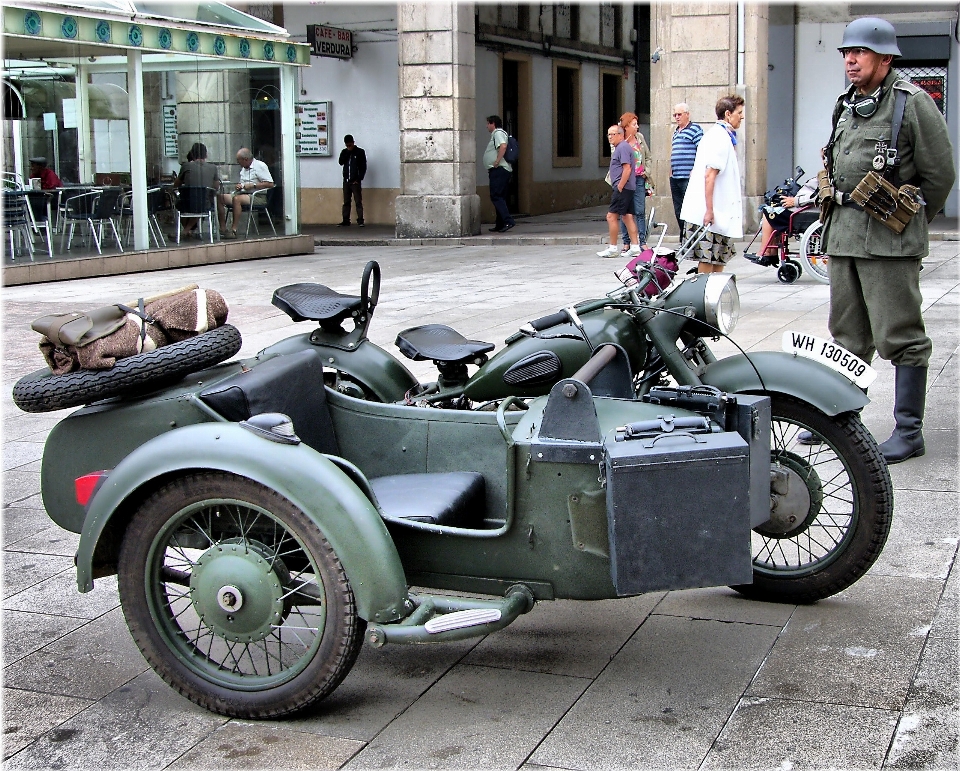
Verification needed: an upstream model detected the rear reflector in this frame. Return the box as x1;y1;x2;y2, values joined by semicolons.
75;471;109;506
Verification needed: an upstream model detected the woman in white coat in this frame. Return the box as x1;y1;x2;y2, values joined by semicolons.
680;94;745;274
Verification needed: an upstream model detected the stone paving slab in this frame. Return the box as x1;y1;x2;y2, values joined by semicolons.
345;664;590;770
701;697;898;770
528;615;781;770
746;575;942;711
1;687;92;760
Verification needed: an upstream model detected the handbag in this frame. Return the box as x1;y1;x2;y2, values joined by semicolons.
604;171;612;187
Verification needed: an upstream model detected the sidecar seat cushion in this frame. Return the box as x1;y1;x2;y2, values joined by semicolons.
371;472;485;528
395;324;494;363
272;283;363;327
198;349;339;456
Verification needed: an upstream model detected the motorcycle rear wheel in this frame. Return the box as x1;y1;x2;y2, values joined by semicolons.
118;472;365;718
800;220;830;284
731;394;892;604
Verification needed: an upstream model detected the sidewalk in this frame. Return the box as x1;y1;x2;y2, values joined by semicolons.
305;208;959;247
2;236;957;770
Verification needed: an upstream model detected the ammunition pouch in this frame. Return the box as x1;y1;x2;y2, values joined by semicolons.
850;171;925;234
816;169;834;223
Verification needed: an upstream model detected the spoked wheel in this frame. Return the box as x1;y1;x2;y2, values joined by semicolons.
800;220;830;284
118;472;365;718
732;395;892;603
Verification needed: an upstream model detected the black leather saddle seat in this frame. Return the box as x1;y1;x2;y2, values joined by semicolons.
272;283;363;325
199;349;487;529
396;324;494;363
370;472;485;528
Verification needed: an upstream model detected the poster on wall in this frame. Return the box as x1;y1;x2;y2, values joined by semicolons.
295;101;330;156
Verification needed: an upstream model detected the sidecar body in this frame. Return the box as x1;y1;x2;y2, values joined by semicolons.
44;337;770;603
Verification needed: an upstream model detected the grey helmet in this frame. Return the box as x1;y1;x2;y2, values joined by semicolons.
838;17;901;57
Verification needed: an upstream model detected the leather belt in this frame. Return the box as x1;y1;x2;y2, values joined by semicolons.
833;191;864;211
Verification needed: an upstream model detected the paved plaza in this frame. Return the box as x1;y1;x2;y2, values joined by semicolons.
2;219;957;770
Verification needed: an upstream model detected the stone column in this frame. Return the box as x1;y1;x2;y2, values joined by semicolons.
649;3;768;234
395;2;480;238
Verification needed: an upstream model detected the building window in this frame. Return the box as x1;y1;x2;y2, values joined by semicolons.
554;62;580;166
599;4;621;49
897;63;948;117
600;70;622;161
554;4;579;41
498;4;528;32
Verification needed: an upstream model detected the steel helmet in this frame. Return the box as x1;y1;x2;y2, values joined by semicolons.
838;17;902;57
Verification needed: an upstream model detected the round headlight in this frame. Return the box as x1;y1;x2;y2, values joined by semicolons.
703;274;740;335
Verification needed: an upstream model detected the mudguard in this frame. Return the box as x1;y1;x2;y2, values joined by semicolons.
702;351;869;415
259;334;417;403
76;422;410;625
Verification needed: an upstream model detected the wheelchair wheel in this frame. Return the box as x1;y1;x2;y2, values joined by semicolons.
777;260;802;284
800;221;830;284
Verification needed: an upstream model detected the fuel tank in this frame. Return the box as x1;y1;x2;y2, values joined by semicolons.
464;309;646;402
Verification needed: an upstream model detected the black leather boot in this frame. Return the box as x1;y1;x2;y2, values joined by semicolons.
878;365;927;464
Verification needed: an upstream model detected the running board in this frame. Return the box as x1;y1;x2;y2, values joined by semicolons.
365;584;535;647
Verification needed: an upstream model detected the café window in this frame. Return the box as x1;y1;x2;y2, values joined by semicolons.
554;62;580;166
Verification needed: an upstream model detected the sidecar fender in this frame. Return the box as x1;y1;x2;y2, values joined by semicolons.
702;351;869;415
76;422;409;624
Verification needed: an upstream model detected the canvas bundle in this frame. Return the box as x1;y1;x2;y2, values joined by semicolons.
33;285;229;375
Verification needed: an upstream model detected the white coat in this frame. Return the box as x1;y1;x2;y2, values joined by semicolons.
680;123;743;239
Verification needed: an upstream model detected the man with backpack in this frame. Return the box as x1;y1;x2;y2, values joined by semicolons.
483;115;516;233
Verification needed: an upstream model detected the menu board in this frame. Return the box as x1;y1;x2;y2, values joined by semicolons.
163;105;178;158
295;101;330;156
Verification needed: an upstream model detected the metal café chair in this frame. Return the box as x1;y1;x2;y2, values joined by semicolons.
25;190;55;259
62;188;125;254
237;186;279;238
3;191;35;261
118;187;168;248
174;186;218;243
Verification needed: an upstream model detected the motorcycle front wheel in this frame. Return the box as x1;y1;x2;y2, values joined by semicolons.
732;394;892;604
118;472;365;718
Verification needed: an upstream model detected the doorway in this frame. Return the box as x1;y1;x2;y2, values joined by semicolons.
502;58;520;214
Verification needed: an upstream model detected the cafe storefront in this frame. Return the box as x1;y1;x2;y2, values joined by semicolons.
2;0;311;282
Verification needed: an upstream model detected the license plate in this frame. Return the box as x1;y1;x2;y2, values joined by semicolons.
781;332;877;388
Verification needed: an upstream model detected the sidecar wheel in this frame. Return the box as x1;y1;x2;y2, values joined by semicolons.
118;472;364;718
732;395;892;604
12;324;242;413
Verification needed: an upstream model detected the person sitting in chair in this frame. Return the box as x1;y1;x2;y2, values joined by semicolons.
172;142;219;240
218;147;274;239
744;178;817;267
28;157;61;190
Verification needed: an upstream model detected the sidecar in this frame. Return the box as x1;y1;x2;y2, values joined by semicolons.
34;312;772;718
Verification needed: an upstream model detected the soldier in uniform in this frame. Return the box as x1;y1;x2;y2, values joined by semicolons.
819;17;955;463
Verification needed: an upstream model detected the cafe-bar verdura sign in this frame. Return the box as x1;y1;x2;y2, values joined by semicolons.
307;25;352;59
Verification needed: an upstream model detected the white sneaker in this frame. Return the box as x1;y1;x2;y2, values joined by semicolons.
597;245;621;258
625;245;643;257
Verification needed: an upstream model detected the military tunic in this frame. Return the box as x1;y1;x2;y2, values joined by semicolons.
823;70;956;367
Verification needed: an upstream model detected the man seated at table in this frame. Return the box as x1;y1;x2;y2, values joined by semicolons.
172;142;220;240
217;147;274;239
29;157;61;190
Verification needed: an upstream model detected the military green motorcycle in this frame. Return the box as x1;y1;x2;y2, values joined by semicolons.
15;260;892;719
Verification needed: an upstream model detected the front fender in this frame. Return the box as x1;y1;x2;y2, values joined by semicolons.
77;422;409;624
703;351;869;416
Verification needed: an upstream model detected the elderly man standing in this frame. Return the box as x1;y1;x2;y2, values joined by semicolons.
669;103;702;240
818;17;955;463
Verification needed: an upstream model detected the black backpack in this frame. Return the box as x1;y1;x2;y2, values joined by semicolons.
504;135;519;164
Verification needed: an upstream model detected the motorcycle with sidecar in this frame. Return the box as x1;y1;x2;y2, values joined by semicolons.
14;259;892;719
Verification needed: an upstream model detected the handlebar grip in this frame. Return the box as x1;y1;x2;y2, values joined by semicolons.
529;310;569;331
573;298;611;315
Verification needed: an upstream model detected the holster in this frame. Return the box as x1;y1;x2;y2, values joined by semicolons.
850;171;925;234
816;169;834;223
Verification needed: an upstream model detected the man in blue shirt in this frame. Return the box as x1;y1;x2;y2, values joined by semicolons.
669;103;703;240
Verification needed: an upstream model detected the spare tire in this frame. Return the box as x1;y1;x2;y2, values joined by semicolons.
12;324;242;414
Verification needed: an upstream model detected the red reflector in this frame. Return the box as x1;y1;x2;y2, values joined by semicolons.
75;471;109;506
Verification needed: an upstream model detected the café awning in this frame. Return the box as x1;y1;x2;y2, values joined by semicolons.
3;0;310;65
